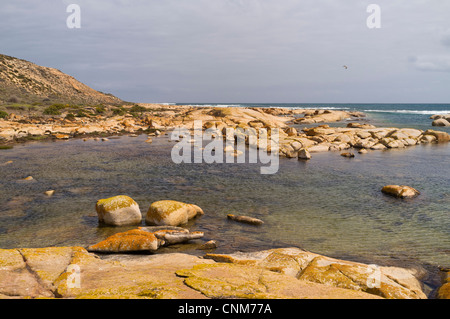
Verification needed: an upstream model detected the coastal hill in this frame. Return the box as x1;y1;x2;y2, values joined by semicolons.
0;54;122;106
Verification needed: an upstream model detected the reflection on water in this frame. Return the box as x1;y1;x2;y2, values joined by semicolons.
0;134;449;274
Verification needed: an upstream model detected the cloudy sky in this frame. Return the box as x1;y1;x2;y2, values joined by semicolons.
2;0;450;103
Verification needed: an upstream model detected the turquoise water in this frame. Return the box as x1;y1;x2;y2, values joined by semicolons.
0;105;449;293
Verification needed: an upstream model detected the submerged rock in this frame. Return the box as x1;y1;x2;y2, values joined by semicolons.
145;200;204;226
95;195;142;226
340;152;355;158
381;185;420;199
44;190;55;197
197;240;218;250
227;214;264;226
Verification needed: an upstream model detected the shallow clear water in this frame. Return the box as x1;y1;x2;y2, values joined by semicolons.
0;107;449;292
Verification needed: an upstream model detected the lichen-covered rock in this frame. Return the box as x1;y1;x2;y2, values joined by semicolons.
381;185;420;199
95;195;142;226
298;256;426;299
204;247;427;299
0;246;429;299
0;247;70;298
437;269;450;299
176;263;381;299
87;229;160;253
146;200;204;226
52;248;214;299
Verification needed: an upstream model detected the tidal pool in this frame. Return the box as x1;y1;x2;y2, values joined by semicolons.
0;133;449;292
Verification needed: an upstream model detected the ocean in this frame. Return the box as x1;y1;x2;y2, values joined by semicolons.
0;103;449;295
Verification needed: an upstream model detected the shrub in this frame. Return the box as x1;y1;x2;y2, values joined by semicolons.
112;107;126;116
95;105;105;114
75;109;89;117
0;110;8;119
43;105;62;115
7;96;19;103
130;104;147;113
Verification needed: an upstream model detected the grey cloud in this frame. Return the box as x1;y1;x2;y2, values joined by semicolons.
441;30;450;47
411;55;450;72
2;0;450;103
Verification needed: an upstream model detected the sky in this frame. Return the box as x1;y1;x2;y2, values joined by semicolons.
1;0;450;104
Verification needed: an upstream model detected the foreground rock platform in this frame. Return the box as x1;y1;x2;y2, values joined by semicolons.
0;246;432;299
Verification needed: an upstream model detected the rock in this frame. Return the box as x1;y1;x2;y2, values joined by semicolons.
204;247;427;299
370;143;387;150
370;129;393;140
227;214;264;226
197;240;218;250
0;246;428;299
358;149;368;154
356;131;373;139
304;126;336;137
437;269;450;299
95;195;142;226
421;134;437;143
44;190;55;197
290;141;303;151
308;144;330;153
298;148;312;160
298;256;426;299
334;133;353;144
295;118;316;124
284;127;298;136
176;262;379;299
54;134;70;140
0;160;13;166
146;200;204;226
381;185;420;199
163;231;204;245
340;152;355;158
399;128;423;139
87;229;160;253
145;138;153;143
0;246;214;299
139;225;188;234
23;176;34;181
432;119;450;127
389;130;410;140
0;248;55;298
138;226;203;245
423;130;450;143
347;123;376;129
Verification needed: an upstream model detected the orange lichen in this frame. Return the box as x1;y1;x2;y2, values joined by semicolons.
87;229;159;252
